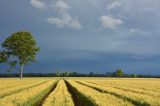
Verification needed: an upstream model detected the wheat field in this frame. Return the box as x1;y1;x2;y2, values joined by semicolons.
0;78;160;106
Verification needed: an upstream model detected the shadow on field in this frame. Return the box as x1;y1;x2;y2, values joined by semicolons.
76;81;151;106
64;80;97;106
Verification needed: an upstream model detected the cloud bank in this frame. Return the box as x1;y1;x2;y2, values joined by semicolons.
29;0;160;57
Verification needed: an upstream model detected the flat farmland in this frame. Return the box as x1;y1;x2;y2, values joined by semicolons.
0;78;160;106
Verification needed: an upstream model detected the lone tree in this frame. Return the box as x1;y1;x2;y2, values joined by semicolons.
1;31;40;79
0;51;7;63
116;68;123;77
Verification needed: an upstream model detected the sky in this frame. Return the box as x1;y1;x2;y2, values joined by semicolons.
0;0;160;75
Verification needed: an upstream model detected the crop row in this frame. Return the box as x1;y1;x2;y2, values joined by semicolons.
42;80;74;106
76;80;160;106
87;80;160;97
0;78;159;106
0;80;57;106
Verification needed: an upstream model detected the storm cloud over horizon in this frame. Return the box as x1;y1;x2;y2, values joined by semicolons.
0;0;160;75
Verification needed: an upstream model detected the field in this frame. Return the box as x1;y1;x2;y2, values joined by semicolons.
0;78;160;106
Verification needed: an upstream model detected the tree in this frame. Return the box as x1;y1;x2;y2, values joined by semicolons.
1;31;40;79
131;74;137;78
69;72;78;77
0;51;7;63
116;69;123;77
89;72;94;77
0;50;17;72
61;72;70;77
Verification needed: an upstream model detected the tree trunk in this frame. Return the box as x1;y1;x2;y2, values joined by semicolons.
20;64;24;79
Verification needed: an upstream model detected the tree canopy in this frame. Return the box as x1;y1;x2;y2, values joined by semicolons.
0;51;7;63
1;31;40;78
116;68;123;77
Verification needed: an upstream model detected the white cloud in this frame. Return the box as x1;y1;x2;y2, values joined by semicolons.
47;0;81;29
107;1;122;10
30;0;47;9
50;0;70;13
30;0;81;29
129;28;140;32
99;15;123;29
47;14;81;29
30;0;160;57
47;17;65;28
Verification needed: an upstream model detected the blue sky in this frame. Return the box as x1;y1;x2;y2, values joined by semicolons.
0;0;160;75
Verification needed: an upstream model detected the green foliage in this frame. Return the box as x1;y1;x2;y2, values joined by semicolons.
63;72;70;77
1;31;40;78
0;51;8;63
0;51;17;72
7;60;18;72
116;69;123;77
89;72;94;77
55;69;61;77
131;74;137;78
0;50;17;72
56;71;71;77
2;31;40;65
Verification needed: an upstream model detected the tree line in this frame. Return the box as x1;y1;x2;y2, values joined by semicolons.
0;70;159;78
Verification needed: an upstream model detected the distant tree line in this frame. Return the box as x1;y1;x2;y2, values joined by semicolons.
0;69;160;78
